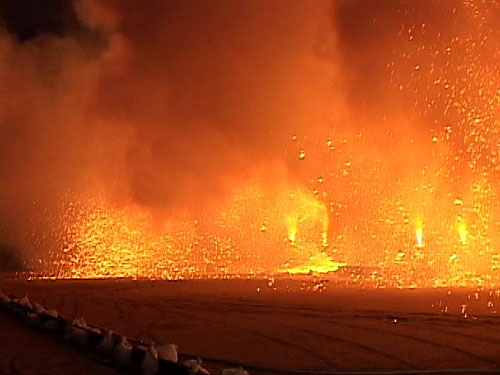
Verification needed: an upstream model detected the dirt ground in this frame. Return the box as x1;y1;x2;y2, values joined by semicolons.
2;277;500;374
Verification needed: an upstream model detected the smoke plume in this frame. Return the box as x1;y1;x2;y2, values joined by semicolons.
0;0;497;276
0;0;339;258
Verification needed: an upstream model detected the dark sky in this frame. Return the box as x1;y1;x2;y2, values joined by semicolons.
0;0;82;41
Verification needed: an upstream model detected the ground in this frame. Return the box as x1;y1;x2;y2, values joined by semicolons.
1;276;500;374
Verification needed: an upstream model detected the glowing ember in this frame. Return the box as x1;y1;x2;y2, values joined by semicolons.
29;183;341;280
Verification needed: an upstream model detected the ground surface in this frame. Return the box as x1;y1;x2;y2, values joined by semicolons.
1;277;500;374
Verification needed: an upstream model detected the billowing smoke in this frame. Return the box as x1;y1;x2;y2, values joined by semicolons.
0;1;498;281
0;0;339;264
78;0;342;210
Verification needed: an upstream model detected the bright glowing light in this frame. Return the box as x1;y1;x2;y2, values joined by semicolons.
286;215;298;245
26;1;500;288
415;218;424;248
281;253;346;275
456;217;468;246
30;183;341;280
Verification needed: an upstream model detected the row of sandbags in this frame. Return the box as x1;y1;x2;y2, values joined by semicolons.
0;290;248;375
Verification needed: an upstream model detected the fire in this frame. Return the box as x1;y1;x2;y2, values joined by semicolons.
30;182;342;280
24;1;500;288
285;192;329;249
415;218;425;248
456;217;468;246
286;216;297;246
281;253;346;275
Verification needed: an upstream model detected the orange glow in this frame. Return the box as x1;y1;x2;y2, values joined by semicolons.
17;1;500;288
30;181;342;280
281;253;346;275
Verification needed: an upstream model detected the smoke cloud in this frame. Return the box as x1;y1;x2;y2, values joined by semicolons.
0;0;497;271
0;0;340;256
